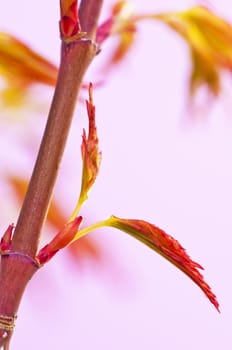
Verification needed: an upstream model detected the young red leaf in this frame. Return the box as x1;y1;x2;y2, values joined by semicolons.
0;224;14;253
8;175;102;263
59;0;82;41
103;215;220;311
70;215;219;311
36;216;82;265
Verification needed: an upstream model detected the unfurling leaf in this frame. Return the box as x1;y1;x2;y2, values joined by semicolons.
105;216;219;311
0;32;57;106
75;215;219;311
36;217;82;265
69;83;101;219
80;84;101;199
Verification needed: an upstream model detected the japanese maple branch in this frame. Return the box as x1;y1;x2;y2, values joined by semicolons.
0;0;103;348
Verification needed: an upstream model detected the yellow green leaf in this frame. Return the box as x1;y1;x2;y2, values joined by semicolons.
98;3;232;96
150;6;232;96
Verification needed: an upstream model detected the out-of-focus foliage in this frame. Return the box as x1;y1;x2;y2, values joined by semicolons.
0;32;57;106
97;1;137;64
155;6;232;96
1;4;232;104
97;2;232;97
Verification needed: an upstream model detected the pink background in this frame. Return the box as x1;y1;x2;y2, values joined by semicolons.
0;1;231;349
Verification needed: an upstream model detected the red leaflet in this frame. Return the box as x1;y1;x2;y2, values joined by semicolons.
97;19;114;45
104;216;219;311
36;217;82;265
60;0;81;39
0;224;14;253
8;175;101;264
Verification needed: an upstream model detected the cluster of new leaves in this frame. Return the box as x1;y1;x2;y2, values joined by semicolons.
0;1;224;311
34;83;219;311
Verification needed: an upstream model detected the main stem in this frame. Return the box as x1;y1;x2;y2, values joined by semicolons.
0;0;103;348
12;40;95;256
